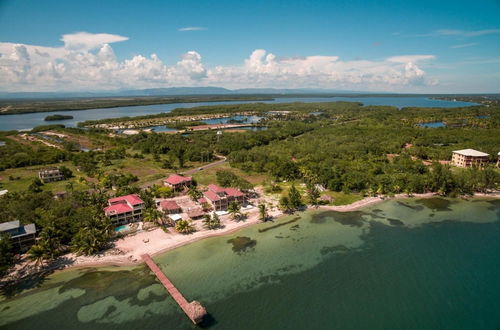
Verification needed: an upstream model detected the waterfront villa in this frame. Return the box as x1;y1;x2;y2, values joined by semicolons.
0;220;37;252
203;184;245;211
38;168;65;183
451;149;490;168
160;200;182;214
104;194;145;224
164;174;192;191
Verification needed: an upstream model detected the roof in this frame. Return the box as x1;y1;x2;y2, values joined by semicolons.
11;223;36;238
203;190;221;201
452;149;489;157
108;194;144;206
164;174;192;185
169;214;183;221
207;184;225;193
160;200;181;211
224;187;244;197
0;220;21;232
104;203;133;215
197;197;207;204
187;208;205;218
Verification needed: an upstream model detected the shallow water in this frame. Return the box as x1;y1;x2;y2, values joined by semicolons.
1;198;499;329
0;97;476;131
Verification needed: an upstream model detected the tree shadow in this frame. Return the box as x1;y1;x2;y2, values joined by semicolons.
1;256;75;298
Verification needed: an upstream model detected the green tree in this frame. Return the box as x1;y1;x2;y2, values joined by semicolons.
187;186;202;201
279;195;292;212
258;203;268;222
71;213;112;256
288;184;303;209
0;233;15;275
228;201;242;220
306;184;320;206
175;220;195;234
28;177;44;193
143;208;162;224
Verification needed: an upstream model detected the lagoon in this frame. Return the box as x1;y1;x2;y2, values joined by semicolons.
0;97;477;131
1;197;499;329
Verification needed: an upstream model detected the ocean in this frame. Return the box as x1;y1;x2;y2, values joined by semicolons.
1;197;499;329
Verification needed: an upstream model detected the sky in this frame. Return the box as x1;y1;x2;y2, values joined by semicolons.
0;0;499;93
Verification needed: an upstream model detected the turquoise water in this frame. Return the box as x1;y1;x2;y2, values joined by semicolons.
0;97;477;131
1;198;499;329
419;121;446;128
114;225;130;232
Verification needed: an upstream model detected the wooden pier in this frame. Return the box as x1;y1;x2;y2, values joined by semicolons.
141;254;207;324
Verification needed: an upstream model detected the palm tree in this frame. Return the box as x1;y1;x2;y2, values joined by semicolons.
203;214;213;229
227;201;241;221
143;208;162;224
175;220;195;234
28;244;46;268
258;203;268;222
187;186;202;201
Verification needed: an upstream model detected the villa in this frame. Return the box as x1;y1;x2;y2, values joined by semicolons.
163;174;192;191
38;168;65;183
0;220;37;252
451;149;490;168
203;184;245;211
104;194;145;225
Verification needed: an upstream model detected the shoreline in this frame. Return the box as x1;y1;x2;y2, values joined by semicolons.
2;192;499;286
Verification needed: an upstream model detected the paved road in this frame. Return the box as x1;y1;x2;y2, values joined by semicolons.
182;156;226;176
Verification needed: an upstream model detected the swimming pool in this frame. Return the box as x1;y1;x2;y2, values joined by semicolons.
114;224;130;232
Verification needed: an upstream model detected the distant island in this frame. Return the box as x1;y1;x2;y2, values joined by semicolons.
44;114;74;121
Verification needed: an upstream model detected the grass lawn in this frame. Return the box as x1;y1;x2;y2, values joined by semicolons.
192;162;269;187
322;191;364;206
0;161;90;193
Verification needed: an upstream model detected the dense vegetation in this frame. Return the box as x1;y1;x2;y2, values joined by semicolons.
0;100;499;274
44;114;74;121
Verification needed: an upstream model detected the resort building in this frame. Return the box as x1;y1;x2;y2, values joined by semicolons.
38;168;65;183
451;149;490;168
163;174;192;191
104;194;145;225
160;200;182;214
0;220;37;252
203;184;245;211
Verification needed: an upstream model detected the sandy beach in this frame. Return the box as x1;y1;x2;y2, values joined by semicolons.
2;191;499;285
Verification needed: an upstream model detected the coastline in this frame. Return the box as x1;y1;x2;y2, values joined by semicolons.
2;191;499;286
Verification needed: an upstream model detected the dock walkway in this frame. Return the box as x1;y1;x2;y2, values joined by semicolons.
141;254;207;324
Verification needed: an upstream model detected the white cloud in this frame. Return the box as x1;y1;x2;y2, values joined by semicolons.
0;32;438;92
178;27;206;32
450;43;477;49
61;32;128;50
387;55;435;63
434;29;500;37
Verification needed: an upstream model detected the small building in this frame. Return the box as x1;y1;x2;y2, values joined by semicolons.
497;152;500;168
187;208;205;219
203;184;245;211
104;194;145;225
160;200;182;214
0;220;37;252
163;174;192;191
38;168;65;183
451;149;490;168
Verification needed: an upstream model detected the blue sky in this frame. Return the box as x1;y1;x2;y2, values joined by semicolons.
0;0;499;93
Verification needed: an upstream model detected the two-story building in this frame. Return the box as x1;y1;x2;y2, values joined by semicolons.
451;149;490;168
38;168;65;183
104;194;145;225
203;184;245;211
0;220;37;252
163;174;192;192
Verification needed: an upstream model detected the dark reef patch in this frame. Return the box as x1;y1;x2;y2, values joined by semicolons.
387;218;404;226
416;198;452;211
320;245;350;256
227;236;257;254
397;201;424;211
258;217;300;233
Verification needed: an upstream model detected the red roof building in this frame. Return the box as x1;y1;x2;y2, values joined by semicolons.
104;194;145;225
203;184;246;211
163;174;192;191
